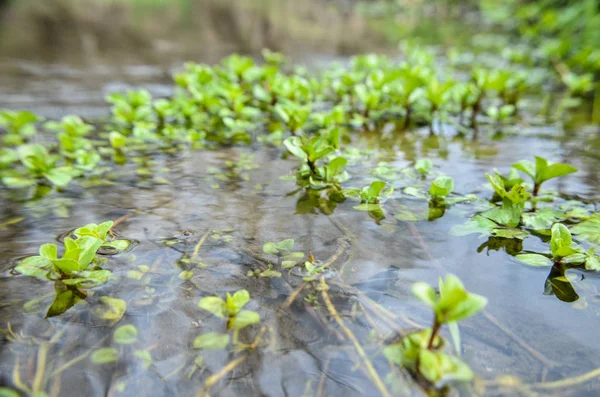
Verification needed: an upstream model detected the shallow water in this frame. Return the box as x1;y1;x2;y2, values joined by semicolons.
1;45;600;396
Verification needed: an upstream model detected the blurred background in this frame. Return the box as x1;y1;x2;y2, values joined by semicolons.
0;0;480;65
0;0;482;117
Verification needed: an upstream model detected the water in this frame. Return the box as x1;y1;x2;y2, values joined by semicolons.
1;95;600;396
1;2;600;395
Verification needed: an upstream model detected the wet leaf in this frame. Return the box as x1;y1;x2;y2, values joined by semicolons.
515;254;553;267
429;176;454;198
193;332;230;350
228;310;260;330
114;324;138;345
91;348;119;364
226;289;250;314
15;256;52;278
198;296;227;318
92;296;126;323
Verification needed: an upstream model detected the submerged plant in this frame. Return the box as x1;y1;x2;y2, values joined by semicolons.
384;275;487;390
262;238;304;269
198;289;260;331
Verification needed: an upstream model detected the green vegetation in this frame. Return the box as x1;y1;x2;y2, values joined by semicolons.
385;274;487;389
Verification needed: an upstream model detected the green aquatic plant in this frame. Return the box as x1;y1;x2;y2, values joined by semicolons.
15;235;110;317
0;110;40;145
452;172;530;239
74;221;131;252
512;156;578;197
262;238;305;269
15;237;107;283
345;180;393;222
283;129;348;188
429;176;454;204
198;289;260;331
384;274;487;389
1;144;74;188
516;223;600;271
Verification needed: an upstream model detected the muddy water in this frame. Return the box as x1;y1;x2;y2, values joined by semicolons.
1;94;600;396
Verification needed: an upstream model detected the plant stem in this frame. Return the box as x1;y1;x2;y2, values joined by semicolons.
196;354;248;397
427;320;440;350
321;282;391;397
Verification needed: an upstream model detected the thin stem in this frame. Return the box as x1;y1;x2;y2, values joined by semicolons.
196;354;248;397
321;282;391;397
426;320;440;350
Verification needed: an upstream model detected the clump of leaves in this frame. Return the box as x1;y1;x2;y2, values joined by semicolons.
0;110;40;145
283;128;348;189
384;275;487;390
74;221;131;252
452;172;530;240
512;156;577;197
262;238;305;269
1;144;74;188
198;289;260;331
345;180;393;222
516;223;599;271
15;235;110;317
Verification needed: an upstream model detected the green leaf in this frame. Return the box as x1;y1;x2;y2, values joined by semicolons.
40;243;58;259
263;242;279;255
585;255;600;271
415;159;432;175
515;254;553;267
411;282;437;308
15;256;53;277
418;350;473;385
327;156;347;178
228;310;260;330
103;239;131;251
538;163;577;184
570;219;600;245
275;239;295;252
429;176;454;198
226;289;250;314
92;296;126;322
134;350;153;369
437;274;487;324
550;223;574;258
114;324;138;345
483;203;521;228
193;332;230;350
367;181;387;199
512;160;535;179
283;137;307;161
91;348;119;364
52;259;80;274
198;296;227;318
492;228;528;239
76;236;103;269
43;169;72;187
